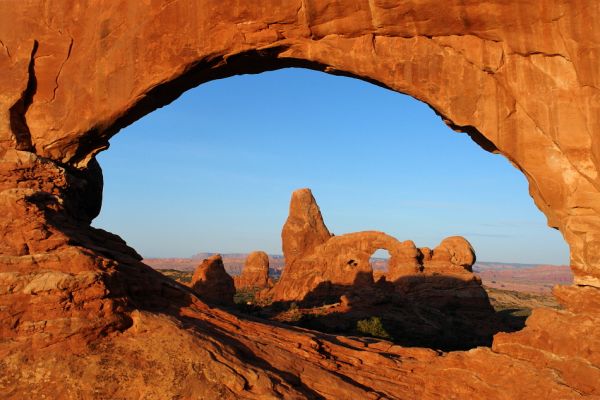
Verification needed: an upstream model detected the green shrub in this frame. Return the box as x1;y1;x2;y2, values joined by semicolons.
287;302;303;322
234;288;259;305
356;317;391;339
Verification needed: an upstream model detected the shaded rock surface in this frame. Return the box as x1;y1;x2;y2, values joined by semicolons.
0;1;599;398
191;254;235;306
234;250;272;290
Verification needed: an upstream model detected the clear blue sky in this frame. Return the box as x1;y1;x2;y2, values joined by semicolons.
93;68;569;265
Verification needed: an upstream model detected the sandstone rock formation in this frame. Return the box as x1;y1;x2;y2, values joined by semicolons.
234;250;271;290
425;236;476;272
281;188;332;267
190;254;235;306
272;189;481;304
1;1;599;398
270;189;497;349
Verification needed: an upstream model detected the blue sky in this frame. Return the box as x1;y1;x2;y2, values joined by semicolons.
93;68;569;265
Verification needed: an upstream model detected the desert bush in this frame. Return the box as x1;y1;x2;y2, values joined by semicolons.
157;269;193;284
234;288;259;305
356;317;391;339
287;302;303;322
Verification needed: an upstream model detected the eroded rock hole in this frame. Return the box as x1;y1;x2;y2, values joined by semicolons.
370;248;390;281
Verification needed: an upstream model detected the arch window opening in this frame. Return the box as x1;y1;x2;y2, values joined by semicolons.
370;248;391;282
93;68;571;350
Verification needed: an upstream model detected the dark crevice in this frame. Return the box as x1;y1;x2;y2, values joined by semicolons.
8;39;38;152
451;123;498;154
50;37;74;102
509;50;571;62
0;39;11;58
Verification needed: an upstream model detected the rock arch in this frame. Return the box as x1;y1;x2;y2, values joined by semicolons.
2;1;598;285
1;1;599;398
272;189;483;304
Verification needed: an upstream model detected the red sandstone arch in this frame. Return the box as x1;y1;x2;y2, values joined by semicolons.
2;1;598;286
273;230;423;301
1;1;599;398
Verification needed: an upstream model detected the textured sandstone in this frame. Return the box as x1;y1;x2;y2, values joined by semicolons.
427;236;476;272
190;254;235;306
234;250;271;290
281;188;332;267
1;1;598;285
0;1;599;398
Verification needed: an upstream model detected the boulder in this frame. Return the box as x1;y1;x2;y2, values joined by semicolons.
191;255;235;306
234;251;271;290
426;236;476;272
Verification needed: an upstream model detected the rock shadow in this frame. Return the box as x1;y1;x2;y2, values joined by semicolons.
267;271;525;351
35;198;523;354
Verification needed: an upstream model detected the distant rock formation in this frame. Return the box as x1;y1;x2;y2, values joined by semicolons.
234;251;272;290
268;189;498;349
190;255;235;306
281;188;332;268
271;189;483;306
425;236;476;271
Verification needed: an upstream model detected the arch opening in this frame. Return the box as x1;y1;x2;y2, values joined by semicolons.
370;248;391;280
91;68;568;350
2;3;597;396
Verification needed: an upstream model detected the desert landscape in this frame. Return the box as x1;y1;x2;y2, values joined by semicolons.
2;1;600;399
153;259;572;327
148;257;573;293
151;189;572;350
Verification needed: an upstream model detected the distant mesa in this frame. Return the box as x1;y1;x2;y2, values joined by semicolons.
190;254;235;306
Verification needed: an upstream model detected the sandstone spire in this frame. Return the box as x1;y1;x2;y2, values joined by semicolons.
281;188;332;267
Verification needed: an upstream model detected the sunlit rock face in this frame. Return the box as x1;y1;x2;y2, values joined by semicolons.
234;251;272;290
1;1;599;398
272;189;483;305
271;189;499;350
